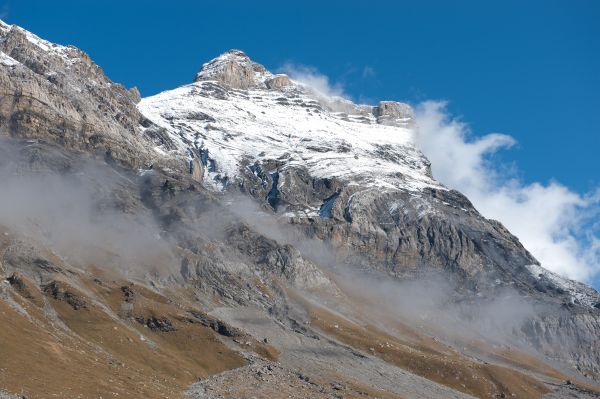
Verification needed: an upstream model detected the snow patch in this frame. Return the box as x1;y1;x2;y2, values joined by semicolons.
139;81;441;194
526;264;600;307
0;51;18;66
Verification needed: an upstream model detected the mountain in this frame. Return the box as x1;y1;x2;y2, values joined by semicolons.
1;20;600;399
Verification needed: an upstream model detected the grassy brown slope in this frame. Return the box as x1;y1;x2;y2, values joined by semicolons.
0;299;185;398
485;347;600;395
0;273;263;399
305;302;549;399
83;275;280;362
47;284;245;381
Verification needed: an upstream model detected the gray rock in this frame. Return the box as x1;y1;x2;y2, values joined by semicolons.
375;101;415;127
0;22;179;171
265;74;293;90
128;86;142;103
0;391;19;399
194;49;269;90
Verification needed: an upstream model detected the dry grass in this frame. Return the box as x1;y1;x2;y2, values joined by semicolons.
0;299;186;398
0;270;285;399
487;346;600;394
306;302;550;399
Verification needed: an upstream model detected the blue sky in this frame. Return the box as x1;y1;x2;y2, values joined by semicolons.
2;0;600;285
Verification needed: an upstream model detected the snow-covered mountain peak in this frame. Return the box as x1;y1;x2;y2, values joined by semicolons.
194;48;277;90
140;50;440;196
191;49;415;124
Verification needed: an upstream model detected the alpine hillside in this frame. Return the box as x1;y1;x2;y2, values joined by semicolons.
0;20;599;399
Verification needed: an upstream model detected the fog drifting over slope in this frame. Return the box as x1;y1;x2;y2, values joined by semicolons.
0;140;176;277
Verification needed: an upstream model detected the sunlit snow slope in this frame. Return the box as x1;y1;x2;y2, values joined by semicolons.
139;50;439;192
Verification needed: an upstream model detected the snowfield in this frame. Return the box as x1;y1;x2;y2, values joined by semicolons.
139;79;440;192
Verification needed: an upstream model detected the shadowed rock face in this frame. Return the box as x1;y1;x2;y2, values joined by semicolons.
2;21;600;398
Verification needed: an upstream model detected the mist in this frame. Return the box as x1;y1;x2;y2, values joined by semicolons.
0;139;176;278
211;193;553;354
331;266;545;348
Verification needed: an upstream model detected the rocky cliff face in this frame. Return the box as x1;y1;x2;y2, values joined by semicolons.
1;20;600;399
0;20;177;170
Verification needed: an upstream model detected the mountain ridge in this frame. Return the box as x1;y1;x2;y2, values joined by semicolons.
1;19;600;399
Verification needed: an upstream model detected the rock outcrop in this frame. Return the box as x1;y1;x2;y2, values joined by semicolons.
194;49;271;90
265;74;293;90
375;100;416;127
0;20;176;170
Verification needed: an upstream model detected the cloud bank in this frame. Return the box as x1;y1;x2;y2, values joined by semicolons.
415;101;600;283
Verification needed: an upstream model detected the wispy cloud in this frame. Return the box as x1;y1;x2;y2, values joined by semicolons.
278;63;376;104
278;62;348;99
362;65;375;79
415;101;600;282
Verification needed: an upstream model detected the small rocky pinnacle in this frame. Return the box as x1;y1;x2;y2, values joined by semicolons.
194;49;270;90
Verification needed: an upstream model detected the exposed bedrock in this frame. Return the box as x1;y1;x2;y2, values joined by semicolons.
0;23;177;170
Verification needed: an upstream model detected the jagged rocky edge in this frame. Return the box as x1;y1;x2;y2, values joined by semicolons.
0;19;182;174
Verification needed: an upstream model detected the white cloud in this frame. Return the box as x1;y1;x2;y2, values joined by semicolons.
415;101;600;283
279;62;347;99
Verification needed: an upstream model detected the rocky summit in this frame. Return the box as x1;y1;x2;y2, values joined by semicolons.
1;19;600;399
